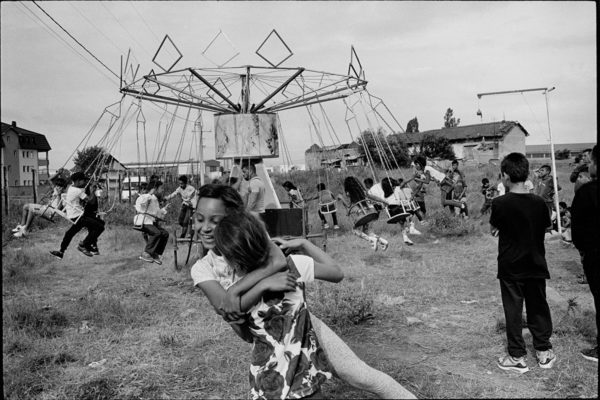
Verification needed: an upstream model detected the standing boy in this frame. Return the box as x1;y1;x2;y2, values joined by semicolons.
241;163;266;219
490;153;556;373
165;175;197;238
480;178;497;216
534;164;561;218
571;144;599;362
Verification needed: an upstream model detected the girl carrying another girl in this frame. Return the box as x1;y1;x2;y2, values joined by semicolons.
191;184;416;399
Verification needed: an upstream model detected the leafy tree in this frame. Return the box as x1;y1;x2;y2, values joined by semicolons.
443;108;461;128
417;134;456;160
73;146;114;175
356;128;411;168
406;117;419;133
555;148;571;160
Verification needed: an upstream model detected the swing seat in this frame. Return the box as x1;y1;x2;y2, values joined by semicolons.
384;202;411;224
318;201;337;214
132;224;144;231
348;200;379;228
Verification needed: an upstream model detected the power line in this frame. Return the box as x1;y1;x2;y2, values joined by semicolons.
31;1;120;80
17;2;118;85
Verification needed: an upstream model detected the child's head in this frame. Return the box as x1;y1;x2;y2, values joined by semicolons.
500;153;529;183
139;182;148;194
214;211;270;275
363;177;374;189
344;176;365;204
589;145;598;178
455;181;464;191
195;184;245;251
451;160;459;170
536;165;551;178
413;155;426;171
317;182;326;191
147;180;164;194
559;201;568;211
178;175;188;188
381;177;397;198
282;181;297;191
482;178;489;185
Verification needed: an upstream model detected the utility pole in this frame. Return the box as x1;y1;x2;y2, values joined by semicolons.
477;87;561;233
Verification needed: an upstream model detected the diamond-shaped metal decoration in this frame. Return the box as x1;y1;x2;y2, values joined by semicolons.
104;100;122;119
152;35;183;72
142;69;161;95
347;45;366;89
206;77;232;104
256;29;294;68
201;30;240;68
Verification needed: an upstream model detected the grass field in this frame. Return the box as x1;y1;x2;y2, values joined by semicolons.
3;162;598;399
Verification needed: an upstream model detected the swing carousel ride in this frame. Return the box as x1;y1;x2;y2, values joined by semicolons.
73;29;415;266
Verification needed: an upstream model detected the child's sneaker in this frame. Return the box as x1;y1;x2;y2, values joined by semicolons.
11;225;23;233
409;222;422;235
378;237;389;251
153;256;163;265
581;346;598;362
77;245;93;257
333;225;340;230
89;245;100;256
368;235;378;250
403;234;414;246
536;349;556;369
49;250;64;260
497;354;529;373
323;223;330;229
139;252;154;263
13;230;27;238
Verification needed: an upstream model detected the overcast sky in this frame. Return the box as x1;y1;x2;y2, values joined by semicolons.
1;1;596;169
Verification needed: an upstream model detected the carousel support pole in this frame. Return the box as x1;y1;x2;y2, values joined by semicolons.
544;88;561;234
32;169;37;203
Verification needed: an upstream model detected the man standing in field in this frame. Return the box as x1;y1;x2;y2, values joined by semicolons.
490;152;556;373
241;162;266;220
570;144;599;362
570;148;592;193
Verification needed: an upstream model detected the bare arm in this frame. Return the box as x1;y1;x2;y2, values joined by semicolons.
274;238;343;283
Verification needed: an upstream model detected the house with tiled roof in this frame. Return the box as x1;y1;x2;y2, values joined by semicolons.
404;121;529;163
304;141;366;170
1;121;52;187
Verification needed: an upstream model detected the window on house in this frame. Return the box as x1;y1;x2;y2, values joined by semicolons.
22;151;25;158
23;166;26;172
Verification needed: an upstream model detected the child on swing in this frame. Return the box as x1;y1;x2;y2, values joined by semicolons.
314;182;340;230
451;180;469;219
134;180;170;265
165;175;197;238
282;181;305;209
340;176;388;251
12;175;69;238
191;184;416;399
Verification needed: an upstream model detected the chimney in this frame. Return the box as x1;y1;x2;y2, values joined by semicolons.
11;121;16;128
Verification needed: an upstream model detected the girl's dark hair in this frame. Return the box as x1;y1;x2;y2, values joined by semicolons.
282;181;297;191
317;182;326;191
381;177;398;198
344;176;366;204
179;175;188;184
414;155;427;169
500;153;529;183
197;184;244;213
147;180;163;191
214;211;271;274
482;178;489;184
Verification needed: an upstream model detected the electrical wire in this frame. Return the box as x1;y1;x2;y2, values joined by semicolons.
31;1;120;80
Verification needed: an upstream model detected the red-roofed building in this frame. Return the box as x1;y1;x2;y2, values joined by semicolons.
1;121;52;187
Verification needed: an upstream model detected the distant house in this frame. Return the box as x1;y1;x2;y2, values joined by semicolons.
204;159;221;174
404;121;529;163
1;121;52;187
305;142;366;170
525;142;595;160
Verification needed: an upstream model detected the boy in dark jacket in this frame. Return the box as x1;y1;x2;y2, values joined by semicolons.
571;145;599;362
490;153;556;373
